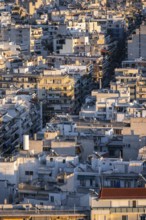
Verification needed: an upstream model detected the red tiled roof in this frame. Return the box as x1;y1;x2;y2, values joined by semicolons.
100;188;146;199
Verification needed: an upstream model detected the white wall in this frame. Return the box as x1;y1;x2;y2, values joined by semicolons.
18;157;39;183
0;161;18;184
60;174;75;192
60;39;74;54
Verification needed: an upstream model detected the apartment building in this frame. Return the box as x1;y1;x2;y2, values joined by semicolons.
38;64;94;122
3;25;43;55
0;146;80;205
0;93;41;153
115;63;146;103
90;188;146;220
0;71;38;91
75;155;146;190
11;4;27;21
115;67;139;101
67;19;101;34
16;0;43;16
53;35;90;55
122;117;146;160
107;14;126;40
38;69;77;120
0;41;21;60
80;85;130;121
127;23;146;59
43;114;120;159
30;26;43;55
0;56;46;91
0;61;94;122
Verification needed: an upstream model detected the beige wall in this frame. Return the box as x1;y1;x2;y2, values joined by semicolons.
123;118;146;136
91;197;146;220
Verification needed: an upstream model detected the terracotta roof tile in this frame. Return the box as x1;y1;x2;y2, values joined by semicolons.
100;188;146;199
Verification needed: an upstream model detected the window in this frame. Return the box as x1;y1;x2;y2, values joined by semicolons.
114;129;122;135
133;201;136;208
25;171;33;176
127;181;131;188
54;80;61;84
141;216;146;220
25;171;29;175
122;216;128;220
48;80;53;84
126;144;131;148
90;179;93;186
50;196;54;203
80;179;86;187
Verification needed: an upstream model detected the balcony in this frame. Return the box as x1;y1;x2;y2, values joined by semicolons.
138;89;146;94
92;207;146;214
47;90;61;95
47;96;60;100
96;102;106;107
11;126;19;135
11;137;19;146
110;207;146;213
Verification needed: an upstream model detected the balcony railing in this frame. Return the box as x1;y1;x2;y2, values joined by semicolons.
92;207;146;213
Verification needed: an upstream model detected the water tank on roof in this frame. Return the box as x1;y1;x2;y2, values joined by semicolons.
23;135;29;151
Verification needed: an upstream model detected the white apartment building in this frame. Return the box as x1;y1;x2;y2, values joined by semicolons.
0;147;80;204
74;155;145;190
53;35;90;55
6;25;43;55
79;85;130;121
0;93;41;152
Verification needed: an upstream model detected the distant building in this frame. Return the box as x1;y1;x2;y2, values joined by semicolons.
127;23;146;59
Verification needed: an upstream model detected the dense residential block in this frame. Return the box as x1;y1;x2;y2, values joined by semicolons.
0;0;146;219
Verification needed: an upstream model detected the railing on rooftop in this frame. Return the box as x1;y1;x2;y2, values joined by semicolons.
0;209;89;217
